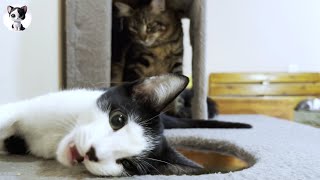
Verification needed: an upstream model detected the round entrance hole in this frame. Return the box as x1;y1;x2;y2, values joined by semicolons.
176;146;249;173
169;137;256;174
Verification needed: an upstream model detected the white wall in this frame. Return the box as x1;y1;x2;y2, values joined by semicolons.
0;0;60;104
1;0;319;104
205;0;320;73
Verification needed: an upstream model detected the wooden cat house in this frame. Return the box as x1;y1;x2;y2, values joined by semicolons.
65;0;209;119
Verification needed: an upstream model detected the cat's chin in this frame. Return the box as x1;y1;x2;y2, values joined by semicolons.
136;40;156;47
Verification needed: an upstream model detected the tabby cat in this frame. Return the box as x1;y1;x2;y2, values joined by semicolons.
112;0;183;82
112;0;217;118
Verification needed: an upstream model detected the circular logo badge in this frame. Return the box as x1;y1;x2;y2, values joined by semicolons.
3;4;32;32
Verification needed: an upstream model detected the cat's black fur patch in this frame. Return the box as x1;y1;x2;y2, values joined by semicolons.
4;135;29;155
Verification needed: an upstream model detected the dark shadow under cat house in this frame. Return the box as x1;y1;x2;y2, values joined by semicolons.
65;0;208;119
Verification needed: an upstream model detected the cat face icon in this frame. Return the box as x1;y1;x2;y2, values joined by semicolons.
7;5;27;31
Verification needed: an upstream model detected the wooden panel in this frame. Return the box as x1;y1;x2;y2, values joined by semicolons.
209;83;320;96
209;73;320;120
210;73;320;83
211;96;310;120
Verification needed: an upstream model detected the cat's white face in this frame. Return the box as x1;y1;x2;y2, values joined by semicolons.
56;105;153;176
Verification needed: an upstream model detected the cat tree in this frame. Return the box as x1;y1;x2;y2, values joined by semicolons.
65;0;208;119
1;2;319;179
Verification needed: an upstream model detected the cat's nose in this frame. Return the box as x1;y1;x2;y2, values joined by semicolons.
85;146;99;162
140;34;147;41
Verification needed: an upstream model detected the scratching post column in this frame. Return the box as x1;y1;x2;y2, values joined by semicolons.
65;0;112;89
190;0;208;119
65;0;209;120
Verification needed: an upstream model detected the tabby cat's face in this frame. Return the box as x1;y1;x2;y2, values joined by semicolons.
115;0;180;47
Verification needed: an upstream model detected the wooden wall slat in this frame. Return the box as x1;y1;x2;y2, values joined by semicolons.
210;73;320;83
209;73;320;120
209;83;320;96
210;96;309;120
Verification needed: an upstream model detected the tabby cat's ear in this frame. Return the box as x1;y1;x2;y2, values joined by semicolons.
131;74;189;112
114;2;133;17
150;0;166;14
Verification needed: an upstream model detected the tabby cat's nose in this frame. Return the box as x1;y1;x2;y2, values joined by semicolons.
140;34;147;41
85;146;99;162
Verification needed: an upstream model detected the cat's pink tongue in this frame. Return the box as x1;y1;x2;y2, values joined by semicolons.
69;144;84;164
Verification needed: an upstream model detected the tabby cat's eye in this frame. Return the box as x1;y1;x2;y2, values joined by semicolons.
147;25;157;33
109;110;128;130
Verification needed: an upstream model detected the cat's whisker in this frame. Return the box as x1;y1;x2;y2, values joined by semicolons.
48;114;77;131
131;158;148;175
58;114;79;130
139;107;175;125
146;157;187;174
138;158;161;174
53;119;75;132
51;121;71;132
121;170;131;177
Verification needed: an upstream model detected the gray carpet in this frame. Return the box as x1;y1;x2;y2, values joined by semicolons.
0;115;319;180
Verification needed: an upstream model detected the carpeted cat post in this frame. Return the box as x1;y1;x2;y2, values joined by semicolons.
65;0;208;119
189;0;208;119
65;0;112;88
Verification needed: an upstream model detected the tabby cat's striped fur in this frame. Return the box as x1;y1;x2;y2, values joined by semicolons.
112;0;183;83
112;0;217;118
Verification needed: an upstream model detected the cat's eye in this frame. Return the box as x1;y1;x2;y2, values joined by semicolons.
146;24;156;33
109;110;128;131
146;27;152;33
147;22;166;33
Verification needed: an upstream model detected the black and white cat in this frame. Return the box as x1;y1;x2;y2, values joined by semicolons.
7;6;27;31
0;74;251;176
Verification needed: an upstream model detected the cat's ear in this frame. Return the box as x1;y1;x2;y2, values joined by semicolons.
21;6;27;13
131;74;189;112
7;6;13;13
114;2;133;17
150;0;166;14
153;143;203;175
